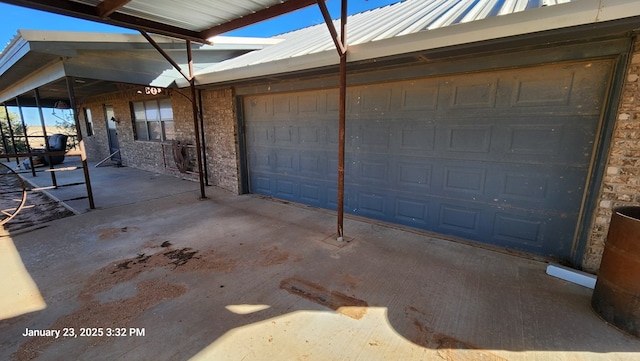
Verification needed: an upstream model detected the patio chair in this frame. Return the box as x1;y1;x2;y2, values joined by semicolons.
34;133;68;166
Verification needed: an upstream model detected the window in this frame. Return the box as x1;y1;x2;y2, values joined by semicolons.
131;98;175;141
84;108;94;136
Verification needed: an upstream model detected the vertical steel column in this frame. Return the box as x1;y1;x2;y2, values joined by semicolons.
66;77;95;209
187;40;206;199
139;31;205;199
198;90;209;186
33;88;57;186
15;97;36;177
317;0;348;240
0;106;9;162
337;4;348;240
2;103;19;164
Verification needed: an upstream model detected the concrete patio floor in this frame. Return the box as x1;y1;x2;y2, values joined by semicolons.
1;161;640;360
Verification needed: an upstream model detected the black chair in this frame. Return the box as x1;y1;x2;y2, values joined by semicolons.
36;134;68;166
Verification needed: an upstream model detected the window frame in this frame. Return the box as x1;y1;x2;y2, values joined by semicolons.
83;108;94;137
131;98;174;142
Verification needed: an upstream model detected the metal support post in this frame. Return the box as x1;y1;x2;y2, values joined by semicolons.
187;40;207;199
16;97;36;176
34;88;57;186
2;103;19;164
66;77;95;209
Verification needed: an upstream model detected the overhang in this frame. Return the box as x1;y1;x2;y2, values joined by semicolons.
186;0;640;87
0;30;279;106
0;0;319;44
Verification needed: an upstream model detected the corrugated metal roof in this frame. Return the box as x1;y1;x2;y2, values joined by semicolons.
0;30;277;103
197;0;574;75
75;0;292;32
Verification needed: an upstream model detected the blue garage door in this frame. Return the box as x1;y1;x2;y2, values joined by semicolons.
243;60;613;259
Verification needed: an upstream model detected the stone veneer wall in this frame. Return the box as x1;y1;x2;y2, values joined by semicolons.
584;36;640;272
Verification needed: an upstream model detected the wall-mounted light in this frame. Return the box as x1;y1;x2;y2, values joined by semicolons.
111;116;120;124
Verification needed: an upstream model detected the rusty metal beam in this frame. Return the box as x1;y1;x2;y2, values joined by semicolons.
187;40;206;200
66;76;96;209
1;0;207;43
316;0;346;56
33;88;57;187
316;0;348;240
96;0;131;18
201;0;317;38
337;0;347;240
139;30;191;81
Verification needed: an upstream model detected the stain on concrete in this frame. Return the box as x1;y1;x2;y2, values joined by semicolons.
280;277;368;320
97;226;139;241
259;245;289;266
12;243;237;361
13;278;186;361
405;306;506;361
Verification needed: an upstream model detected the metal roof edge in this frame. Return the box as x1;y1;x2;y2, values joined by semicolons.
9;30;280;51
0;60;66;103
0;35;30;77
189;0;639;88
190;51;337;87
349;0;637;62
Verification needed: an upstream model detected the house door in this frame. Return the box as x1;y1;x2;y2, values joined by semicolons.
105;105;121;163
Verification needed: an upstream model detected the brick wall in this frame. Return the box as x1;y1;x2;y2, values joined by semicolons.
81;89;198;179
200;88;240;193
79;104;110;162
583;37;640;272
79;87;240;193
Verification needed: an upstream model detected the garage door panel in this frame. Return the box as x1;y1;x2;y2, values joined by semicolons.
248;148;273;172
394;196;430;226
244;59;613;260
492;211;547;249
510;71;574;107
354;123;392;152
299;151;330;179
436;202;483;236
395;159;433;192
355;191;388;219
401;81;440;111
443;125;494;153
449;77;499;109
248;124;273;145
396;123;436;151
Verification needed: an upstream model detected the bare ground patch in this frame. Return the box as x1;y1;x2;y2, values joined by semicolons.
1;170;74;233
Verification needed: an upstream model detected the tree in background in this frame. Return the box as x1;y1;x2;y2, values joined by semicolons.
0;107;28;155
51;109;77;150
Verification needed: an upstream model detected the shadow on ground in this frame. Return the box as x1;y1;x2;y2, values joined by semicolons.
1;185;639;361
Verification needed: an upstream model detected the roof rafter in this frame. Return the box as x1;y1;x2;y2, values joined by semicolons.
96;0;132;18
1;0;320;44
201;0;318;39
1;0;206;43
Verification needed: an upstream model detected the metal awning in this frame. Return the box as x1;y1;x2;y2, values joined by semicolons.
0;0;319;44
0;0;350;234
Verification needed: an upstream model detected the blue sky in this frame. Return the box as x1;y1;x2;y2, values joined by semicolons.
0;0;403;49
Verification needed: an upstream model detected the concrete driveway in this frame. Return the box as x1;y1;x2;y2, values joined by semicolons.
1;162;639;360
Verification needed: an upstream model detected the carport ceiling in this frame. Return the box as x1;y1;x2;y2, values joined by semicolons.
0;0;319;43
3;78;136;108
